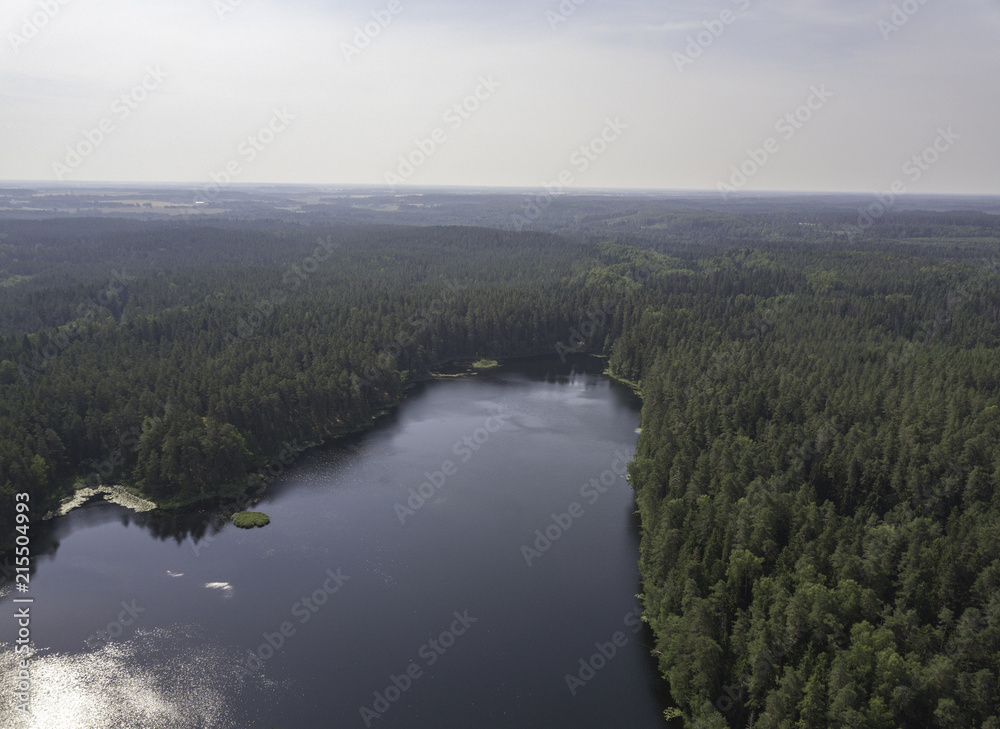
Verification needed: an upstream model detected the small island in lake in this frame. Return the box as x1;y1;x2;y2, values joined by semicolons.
233;511;271;528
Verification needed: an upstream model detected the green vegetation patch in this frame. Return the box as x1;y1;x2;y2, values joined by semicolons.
0;275;32;288
232;511;271;528
471;358;500;370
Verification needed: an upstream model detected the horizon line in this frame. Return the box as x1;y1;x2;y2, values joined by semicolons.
2;181;1000;200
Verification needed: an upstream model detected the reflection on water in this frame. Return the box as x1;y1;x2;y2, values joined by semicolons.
0;627;282;729
0;355;669;728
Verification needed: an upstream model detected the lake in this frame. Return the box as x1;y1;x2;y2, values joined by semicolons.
0;355;669;728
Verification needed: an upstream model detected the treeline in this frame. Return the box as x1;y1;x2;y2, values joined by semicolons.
1;211;999;727
600;245;1000;727
0;223;611;518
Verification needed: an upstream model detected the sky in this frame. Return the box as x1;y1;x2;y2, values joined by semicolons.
1;0;998;194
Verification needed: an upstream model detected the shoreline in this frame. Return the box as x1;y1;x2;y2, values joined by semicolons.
41;484;158;520
602;366;643;399
10;352;610;537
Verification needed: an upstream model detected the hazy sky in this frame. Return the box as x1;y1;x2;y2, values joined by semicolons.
2;0;998;194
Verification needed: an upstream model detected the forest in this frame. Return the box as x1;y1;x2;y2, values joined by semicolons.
1;200;999;727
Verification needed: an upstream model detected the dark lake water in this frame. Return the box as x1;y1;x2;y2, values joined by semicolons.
0;355;669;728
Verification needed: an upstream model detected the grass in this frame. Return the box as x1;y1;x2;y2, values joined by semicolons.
232;511;271;528
471;358;500;370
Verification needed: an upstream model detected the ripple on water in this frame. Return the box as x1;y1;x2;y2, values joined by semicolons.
0;626;284;729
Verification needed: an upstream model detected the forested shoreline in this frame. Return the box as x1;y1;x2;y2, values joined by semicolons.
2;208;999;727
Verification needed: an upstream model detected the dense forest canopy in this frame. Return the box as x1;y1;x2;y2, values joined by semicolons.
2;198;999;727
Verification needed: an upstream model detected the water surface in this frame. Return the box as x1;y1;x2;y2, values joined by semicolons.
1;356;668;728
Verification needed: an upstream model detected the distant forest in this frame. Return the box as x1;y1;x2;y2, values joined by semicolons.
2;205;999;727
